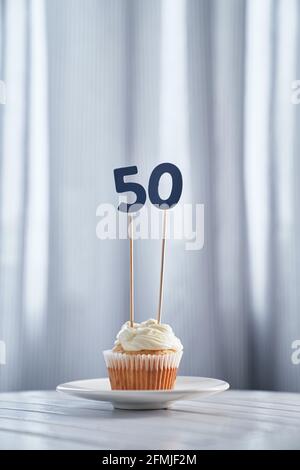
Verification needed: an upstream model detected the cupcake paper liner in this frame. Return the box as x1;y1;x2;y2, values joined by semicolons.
103;349;183;390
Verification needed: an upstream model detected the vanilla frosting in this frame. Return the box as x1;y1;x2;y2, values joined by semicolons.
113;318;183;352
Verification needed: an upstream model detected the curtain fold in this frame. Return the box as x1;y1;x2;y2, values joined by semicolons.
0;0;49;390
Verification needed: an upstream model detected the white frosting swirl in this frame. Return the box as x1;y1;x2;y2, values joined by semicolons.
114;319;183;352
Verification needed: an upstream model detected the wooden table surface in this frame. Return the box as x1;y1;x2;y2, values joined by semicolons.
0;389;300;449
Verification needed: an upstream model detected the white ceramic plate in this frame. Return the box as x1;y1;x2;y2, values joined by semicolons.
56;376;229;410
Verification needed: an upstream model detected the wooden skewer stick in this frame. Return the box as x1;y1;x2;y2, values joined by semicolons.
129;214;134;327
157;209;167;324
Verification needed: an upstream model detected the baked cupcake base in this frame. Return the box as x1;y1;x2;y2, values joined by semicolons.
103;349;182;390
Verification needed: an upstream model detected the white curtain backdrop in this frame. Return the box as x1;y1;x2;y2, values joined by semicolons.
0;0;49;390
0;0;300;392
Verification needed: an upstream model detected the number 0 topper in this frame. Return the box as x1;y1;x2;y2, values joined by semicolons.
113;163;183;324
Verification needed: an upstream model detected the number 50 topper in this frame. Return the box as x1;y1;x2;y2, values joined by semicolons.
113;162;183;213
113;162;183;326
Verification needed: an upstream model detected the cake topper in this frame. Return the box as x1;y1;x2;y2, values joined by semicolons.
113;163;183;325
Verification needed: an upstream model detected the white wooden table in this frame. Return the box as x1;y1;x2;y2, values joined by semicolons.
0;390;300;449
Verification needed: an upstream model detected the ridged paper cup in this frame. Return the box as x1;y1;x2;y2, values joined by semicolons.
103;349;183;390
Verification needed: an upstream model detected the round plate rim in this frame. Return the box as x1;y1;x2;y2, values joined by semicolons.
56;376;230;396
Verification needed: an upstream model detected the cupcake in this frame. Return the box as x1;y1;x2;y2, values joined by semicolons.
103;319;183;390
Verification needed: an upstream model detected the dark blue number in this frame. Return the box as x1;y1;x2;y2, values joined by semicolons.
113;166;147;213
148;163;183;209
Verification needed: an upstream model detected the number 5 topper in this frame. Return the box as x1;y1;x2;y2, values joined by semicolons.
113;163;183;325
